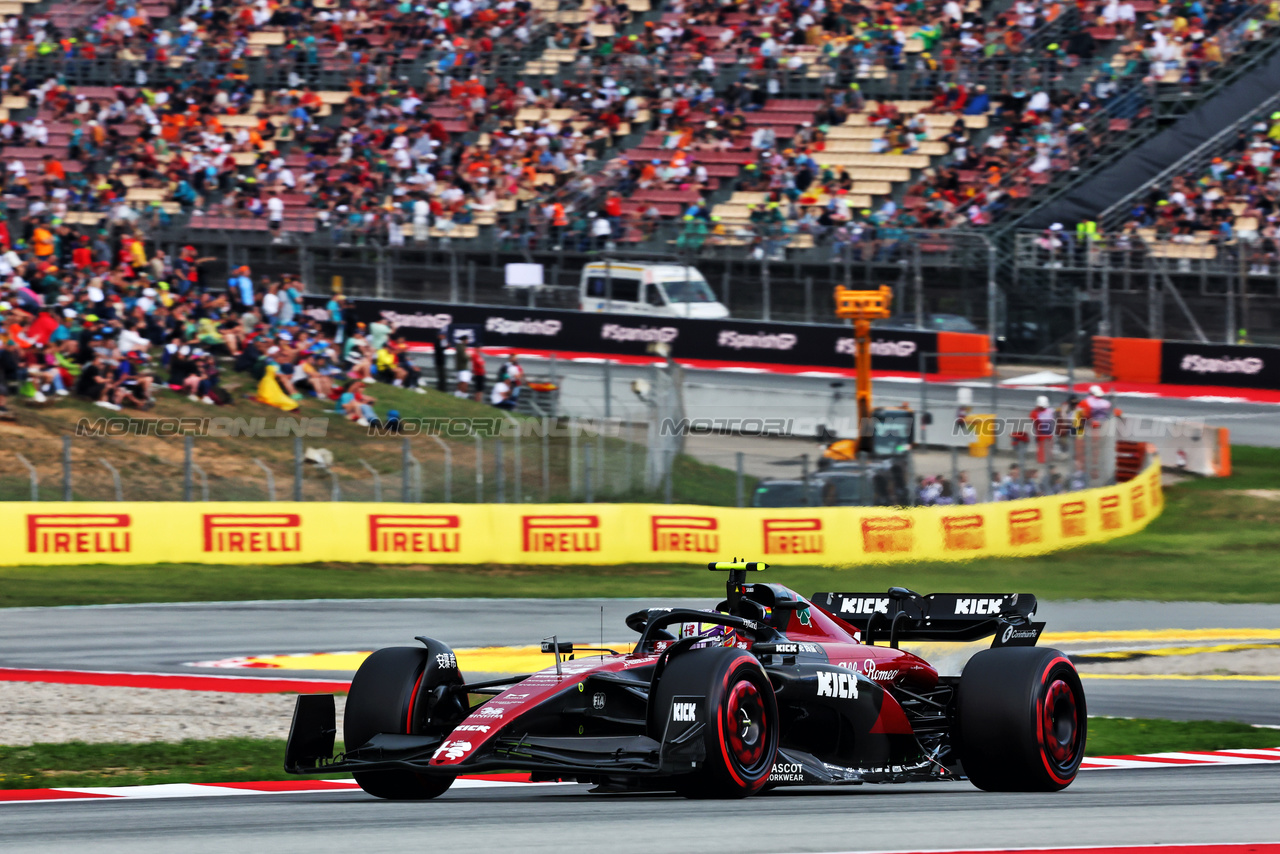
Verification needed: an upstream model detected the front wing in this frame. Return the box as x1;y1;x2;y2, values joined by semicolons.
285;694;707;780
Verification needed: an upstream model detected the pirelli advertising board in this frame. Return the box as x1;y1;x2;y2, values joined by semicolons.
1;461;1161;567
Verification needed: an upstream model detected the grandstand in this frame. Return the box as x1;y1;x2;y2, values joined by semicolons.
4;0;1280;345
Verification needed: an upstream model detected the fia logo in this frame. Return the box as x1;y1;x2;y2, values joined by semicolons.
592;692;606;710
672;702;698;722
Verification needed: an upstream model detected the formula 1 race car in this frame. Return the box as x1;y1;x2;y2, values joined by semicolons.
285;561;1085;799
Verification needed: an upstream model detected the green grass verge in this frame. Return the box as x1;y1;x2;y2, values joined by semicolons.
1083;718;1280;757
3;446;1279;608
3;719;1275;789
0;738;349;790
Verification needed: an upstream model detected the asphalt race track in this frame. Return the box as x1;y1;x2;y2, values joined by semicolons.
3;599;1279;724
3;766;1278;854
4;598;1278;851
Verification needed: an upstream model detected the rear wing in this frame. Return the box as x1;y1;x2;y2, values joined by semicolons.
812;590;1043;647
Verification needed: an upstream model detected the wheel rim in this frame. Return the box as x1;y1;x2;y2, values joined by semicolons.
1042;678;1080;768
725;679;768;772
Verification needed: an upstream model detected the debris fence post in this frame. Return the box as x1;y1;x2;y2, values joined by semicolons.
495;439;506;504
401;437;412;503
293;435;303;501
663;449;674;505
183;435;194;501
62;435;72;501
192;463;210;501
541;418;550;502
801;454;810;506
359;458;382;502
16;453;38;501
98;458;122;502
253;458;276;501
735;452;744;508
429;435;452;503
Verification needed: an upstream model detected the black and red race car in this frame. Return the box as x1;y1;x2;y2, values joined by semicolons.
285;561;1086;799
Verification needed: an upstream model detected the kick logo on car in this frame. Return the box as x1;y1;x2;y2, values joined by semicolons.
841;597;890;615
816;669;859;700
672;702;698;722
953;597;1004;615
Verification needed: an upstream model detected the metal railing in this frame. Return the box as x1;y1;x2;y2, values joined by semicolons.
1;413;1119;506
1011;230;1280;342
1098;91;1280;231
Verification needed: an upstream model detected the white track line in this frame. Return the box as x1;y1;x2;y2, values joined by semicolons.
4;748;1276;805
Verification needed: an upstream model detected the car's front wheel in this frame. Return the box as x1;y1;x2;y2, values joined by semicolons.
345;644;463;800
956;646;1087;792
649;647;779;799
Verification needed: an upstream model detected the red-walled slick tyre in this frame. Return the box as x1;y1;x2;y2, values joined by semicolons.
345;645;463;800
649;647;780;799
956;646;1087;792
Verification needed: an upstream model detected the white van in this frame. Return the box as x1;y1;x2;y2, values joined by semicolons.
579;262;730;318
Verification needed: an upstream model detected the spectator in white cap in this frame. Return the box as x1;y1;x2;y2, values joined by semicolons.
1032;394;1055;463
1082;385;1112;423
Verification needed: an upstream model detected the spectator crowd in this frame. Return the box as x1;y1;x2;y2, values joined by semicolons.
0;0;1271;264
0;209;533;424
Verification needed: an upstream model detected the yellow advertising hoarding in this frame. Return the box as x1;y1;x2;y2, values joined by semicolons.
0;461;1162;567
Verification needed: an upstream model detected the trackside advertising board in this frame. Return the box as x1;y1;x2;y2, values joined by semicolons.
1159;341;1280;390
1097;335;1280;390
304;297;966;374
1;461;1160;567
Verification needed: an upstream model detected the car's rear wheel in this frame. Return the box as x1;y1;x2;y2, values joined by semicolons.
956;646;1087;792
649;647;779;799
345;645;462;800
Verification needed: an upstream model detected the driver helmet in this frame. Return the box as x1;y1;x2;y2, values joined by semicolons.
676;617;740;649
